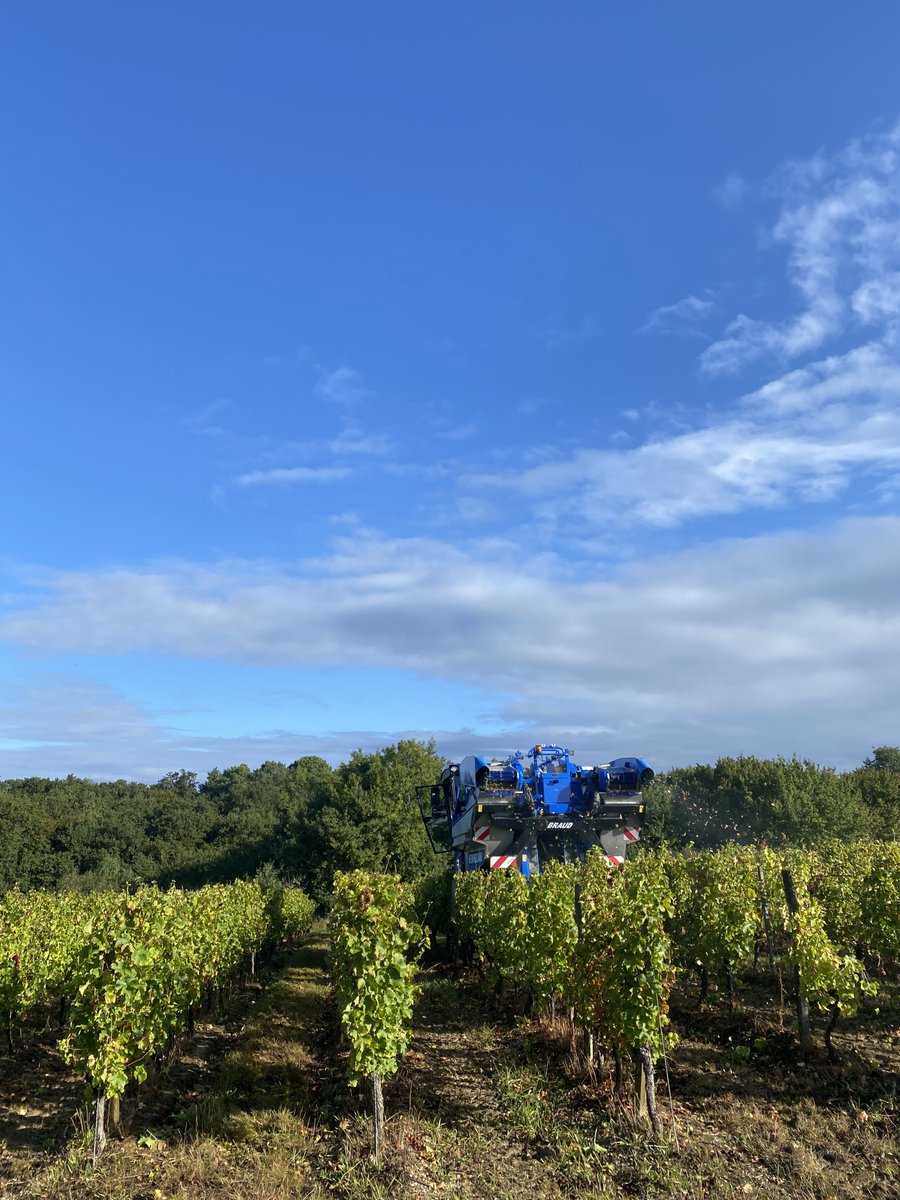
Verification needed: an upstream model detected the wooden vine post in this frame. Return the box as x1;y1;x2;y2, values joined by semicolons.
92;1091;107;1162
633;1046;661;1133
371;1071;385;1160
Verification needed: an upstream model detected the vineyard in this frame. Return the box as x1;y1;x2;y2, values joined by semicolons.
0;847;897;1199
0;881;315;1160
453;843;899;1124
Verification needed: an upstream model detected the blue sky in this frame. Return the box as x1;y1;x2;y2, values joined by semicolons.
3;2;900;780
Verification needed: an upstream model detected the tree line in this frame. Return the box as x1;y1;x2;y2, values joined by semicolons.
0;741;443;900
0;742;896;898
642;746;900;847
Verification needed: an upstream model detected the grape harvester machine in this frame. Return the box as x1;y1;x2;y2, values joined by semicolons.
417;744;653;876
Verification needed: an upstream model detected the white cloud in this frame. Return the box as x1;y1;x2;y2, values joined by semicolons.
328;426;394;457
435;421;478;441
714;172;749;209
2;518;899;774
743;340;900;414
852;273;900;323
462;338;900;528
455;126;900;533
314;365;371;405
701;121;900;376
180;398;237;437
234;465;353;487
641;294;717;336
184;398;392;495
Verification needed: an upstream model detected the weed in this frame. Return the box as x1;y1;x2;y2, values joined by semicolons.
495;1063;553;1140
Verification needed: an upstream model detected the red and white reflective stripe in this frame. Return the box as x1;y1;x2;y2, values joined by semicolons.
473;826;491;844
490;855;518;869
606;855;625;867
623;825;640;843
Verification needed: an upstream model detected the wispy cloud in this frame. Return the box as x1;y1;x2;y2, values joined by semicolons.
180;399;240;441
640;294;717;336
234;465;353;488
701;121;900;376
476;411;900;526
438;123;900;533
714;172;748;209
744;340;900;414
183;403;319;468
314;365;372;405
185;389;392;493
537;316;598;350
852;272;900;323
461;328;900;528
328;425;394;457
433;421;478;441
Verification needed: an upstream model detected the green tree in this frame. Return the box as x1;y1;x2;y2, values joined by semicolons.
846;758;900;841
661;756;865;847
862;746;900;771
311;740;443;898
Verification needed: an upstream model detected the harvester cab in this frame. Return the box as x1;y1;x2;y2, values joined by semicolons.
416;744;653;876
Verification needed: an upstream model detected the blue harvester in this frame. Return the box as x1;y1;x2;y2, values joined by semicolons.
420;744;653;875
